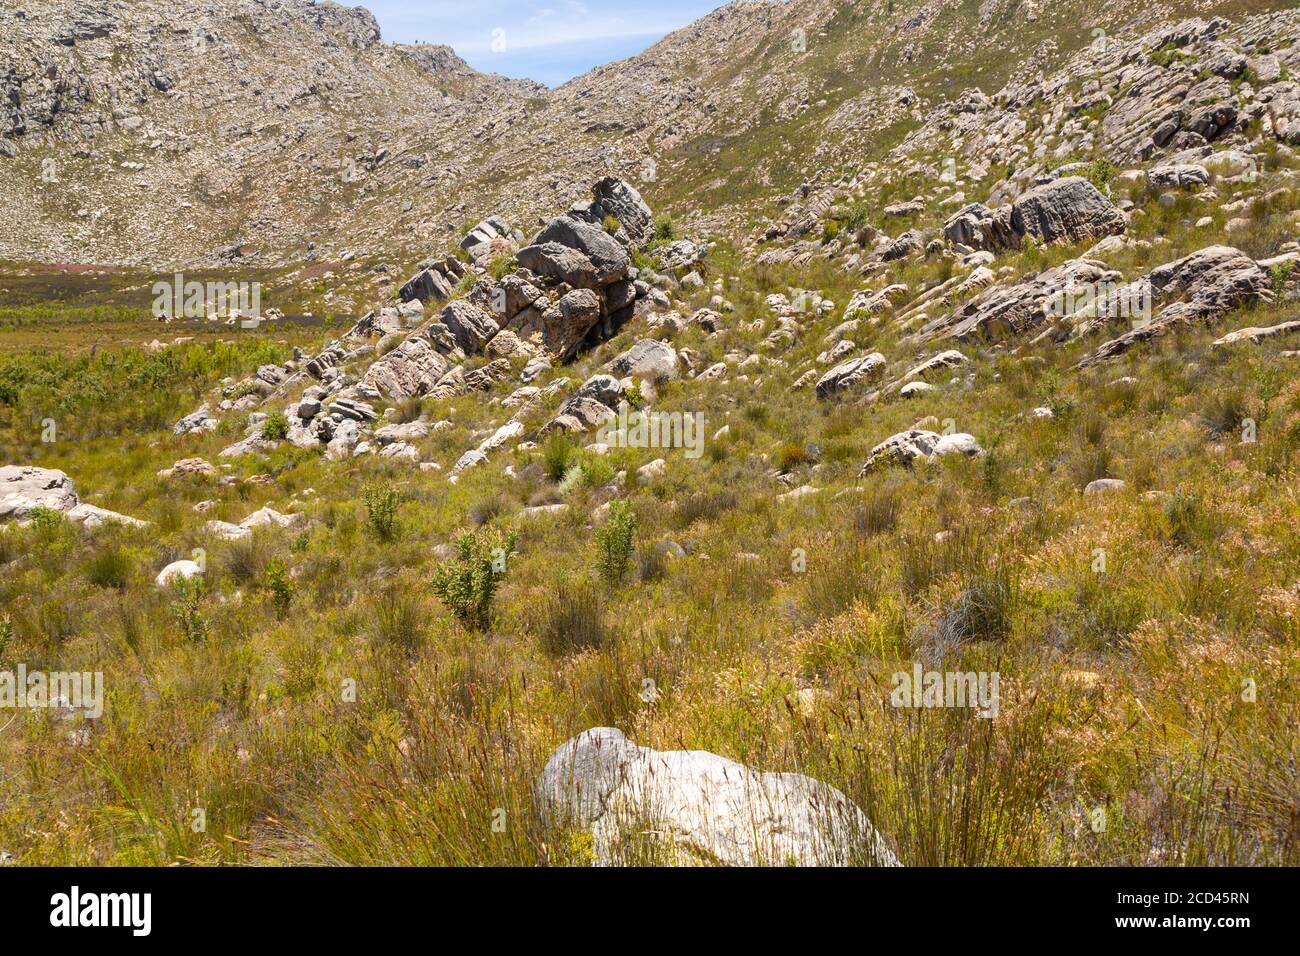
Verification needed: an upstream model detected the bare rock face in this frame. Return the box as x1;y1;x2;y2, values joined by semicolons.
515;242;600;290
509;287;602;360
1077;246;1272;367
606;339;679;381
536;727;899;867
1212;320;1300;347
814;352;886;399
398;256;465;304
540;375;624;435
1146;163;1210;188
0;465;144;527
437;300;499;355
913;259;1118;344
360;336;455;398
0;465;79;519
946;178;1126;252
460;214;514;264
568;176;654;245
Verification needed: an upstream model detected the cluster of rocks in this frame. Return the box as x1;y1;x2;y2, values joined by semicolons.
0;465;146;529
858;428;984;475
1076;245;1274;367
176;178;685;472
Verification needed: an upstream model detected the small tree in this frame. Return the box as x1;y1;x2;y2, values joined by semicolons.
431;530;518;629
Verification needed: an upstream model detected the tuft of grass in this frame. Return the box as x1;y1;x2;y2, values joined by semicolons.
535;580;609;656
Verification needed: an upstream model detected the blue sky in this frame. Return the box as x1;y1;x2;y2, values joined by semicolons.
363;0;725;87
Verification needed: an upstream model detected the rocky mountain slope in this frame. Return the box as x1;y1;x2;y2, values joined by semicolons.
1;0;1283;272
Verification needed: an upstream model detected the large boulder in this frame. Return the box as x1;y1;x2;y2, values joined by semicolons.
536;727;899;867
607;339;679;381
437;300;499;355
815;352;886;399
360;336;455;398
515;242;600;290
529;216;630;286
398;267;455;304
540;375;624;435
0;465;79;519
510;288;602;361
946;177;1126;252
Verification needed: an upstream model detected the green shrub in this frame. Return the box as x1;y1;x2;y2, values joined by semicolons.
264;557;296;620
595;501;638;583
26;506;64;539
1082;158;1116;194
262;411;290;441
602;215;623;236
430;530;518;629
364;484;401;541
170;577;209;643
489;255;518;279
542;433;578;482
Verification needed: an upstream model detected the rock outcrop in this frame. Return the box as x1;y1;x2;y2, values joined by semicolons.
536;727;899;867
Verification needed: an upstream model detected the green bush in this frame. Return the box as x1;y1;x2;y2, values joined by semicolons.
651;217;676;244
264;557;296;620
430;530;518;629
542;433;578;482
262;411;290;441
364;484;401;541
595;501;638;583
170;577;209;643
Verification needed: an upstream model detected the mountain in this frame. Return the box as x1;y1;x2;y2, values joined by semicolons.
1;0;1280;270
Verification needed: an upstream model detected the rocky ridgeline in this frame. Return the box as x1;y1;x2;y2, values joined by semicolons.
167;177;702;475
